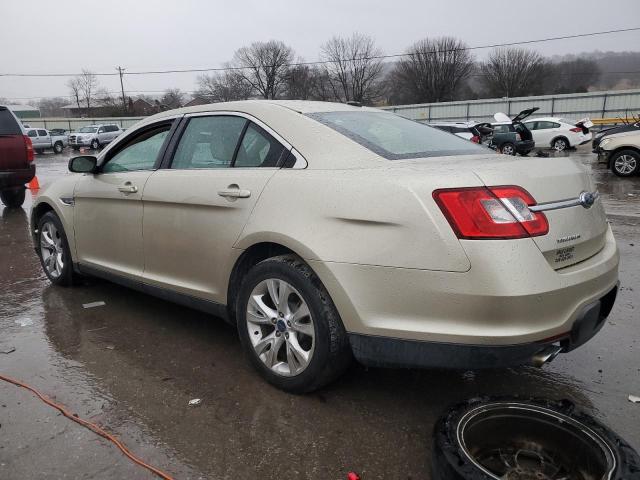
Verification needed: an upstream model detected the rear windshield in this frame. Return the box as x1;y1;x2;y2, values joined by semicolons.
0;108;22;135
307;111;489;160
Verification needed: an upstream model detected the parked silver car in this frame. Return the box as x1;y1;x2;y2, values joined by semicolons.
69;124;122;150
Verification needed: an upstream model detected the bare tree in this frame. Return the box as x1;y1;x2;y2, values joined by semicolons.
67;77;82;110
480;48;547;97
284;65;317;99
196;71;253;102
390;37;474;104
546;58;600;94
232;40;294;99
320;33;385;104
77;70;99;114
161;88;185;109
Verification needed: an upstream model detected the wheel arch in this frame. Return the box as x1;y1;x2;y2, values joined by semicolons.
30;199;77;261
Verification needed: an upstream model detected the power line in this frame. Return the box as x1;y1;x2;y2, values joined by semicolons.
4;71;640;102
1;26;639;78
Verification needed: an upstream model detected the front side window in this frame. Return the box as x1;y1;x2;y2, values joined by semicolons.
524;122;537;130
308;111;487;160
102;124;171;173
28;130;37;137
536;121;556;130
171;116;246;169
235;123;286;168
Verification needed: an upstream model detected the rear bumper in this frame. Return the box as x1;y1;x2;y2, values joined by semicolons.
0;164;36;188
348;285;617;369
516;140;535;154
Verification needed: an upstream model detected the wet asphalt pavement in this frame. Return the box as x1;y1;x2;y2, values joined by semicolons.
1;147;639;479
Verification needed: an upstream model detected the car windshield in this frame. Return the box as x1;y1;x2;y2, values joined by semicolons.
307;111;490;160
78;127;98;133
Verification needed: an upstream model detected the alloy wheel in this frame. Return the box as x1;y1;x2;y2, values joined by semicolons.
501;144;515;155
40;221;64;279
553;139;567;151
246;278;315;377
614;154;637;175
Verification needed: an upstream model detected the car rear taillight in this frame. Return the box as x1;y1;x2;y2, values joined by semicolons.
433;186;549;240
471;135;481;143
570;127;582;133
515;133;522;141
24;135;34;162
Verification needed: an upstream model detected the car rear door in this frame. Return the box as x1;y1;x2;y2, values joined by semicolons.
73;119;177;279
37;129;51;149
141;113;288;303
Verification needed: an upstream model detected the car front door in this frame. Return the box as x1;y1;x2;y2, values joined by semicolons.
141;113;289;303
533;121;556;146
73;120;176;279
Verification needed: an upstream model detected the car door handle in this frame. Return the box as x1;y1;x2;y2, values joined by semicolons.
117;182;138;194
218;186;251;199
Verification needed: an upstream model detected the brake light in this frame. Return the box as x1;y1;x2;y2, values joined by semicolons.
433;186;549;239
515;133;522;141
470;135;481;143
24;135;34;162
570;127;582;133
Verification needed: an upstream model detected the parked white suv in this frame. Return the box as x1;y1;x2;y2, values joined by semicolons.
69;124;122;150
522;117;593;151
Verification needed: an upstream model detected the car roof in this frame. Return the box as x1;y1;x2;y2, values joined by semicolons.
523;117;563;123
429;122;474;127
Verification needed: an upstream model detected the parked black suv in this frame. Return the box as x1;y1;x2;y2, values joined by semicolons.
0;106;35;208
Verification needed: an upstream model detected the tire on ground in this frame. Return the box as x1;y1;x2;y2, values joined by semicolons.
236;254;352;393
610;149;640;177
432;397;640;480
0;187;26;208
36;210;80;286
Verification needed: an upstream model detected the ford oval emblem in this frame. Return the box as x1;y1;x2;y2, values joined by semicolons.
579;191;597;209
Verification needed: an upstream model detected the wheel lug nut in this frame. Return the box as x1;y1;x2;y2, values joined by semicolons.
285;332;289;339
287;321;291;327
271;318;277;324
276;331;281;337
278;312;284;318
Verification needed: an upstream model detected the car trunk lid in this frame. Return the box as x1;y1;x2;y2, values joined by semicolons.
468;155;607;269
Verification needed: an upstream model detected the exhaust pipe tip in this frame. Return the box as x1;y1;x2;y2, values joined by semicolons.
532;345;563;368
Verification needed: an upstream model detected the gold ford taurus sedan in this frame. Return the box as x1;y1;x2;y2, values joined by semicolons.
31;101;619;392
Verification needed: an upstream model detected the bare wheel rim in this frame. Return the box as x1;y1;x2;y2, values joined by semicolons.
39;221;64;279
246;278;315;377
457;403;616;480
614;155;637;174
554;139;566;151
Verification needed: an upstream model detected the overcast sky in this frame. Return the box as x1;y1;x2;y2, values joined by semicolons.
2;0;639;104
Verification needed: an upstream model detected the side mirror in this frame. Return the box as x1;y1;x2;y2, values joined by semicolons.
69;155;98;173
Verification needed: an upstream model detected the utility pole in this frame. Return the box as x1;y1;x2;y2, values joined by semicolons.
116;66;126;114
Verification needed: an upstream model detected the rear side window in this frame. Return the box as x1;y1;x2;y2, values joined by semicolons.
0;108;21;135
38;129;48;136
308;111;487;160
234;123;286;168
171;116;246;169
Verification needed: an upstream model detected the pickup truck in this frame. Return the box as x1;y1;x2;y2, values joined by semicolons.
25;127;67;154
0;106;35;208
69;124;122;150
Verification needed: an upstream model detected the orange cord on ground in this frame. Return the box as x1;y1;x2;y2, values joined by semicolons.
0;373;175;480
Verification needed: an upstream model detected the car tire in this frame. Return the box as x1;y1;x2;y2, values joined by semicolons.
35;148;44;155
91;139;99;150
611;149;640;177
72;146;80;151
36;211;79;287
552;137;569;151
53;142;64;154
236;254;352;393
500;143;516;155
0;187;26;208
432;397;640;480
